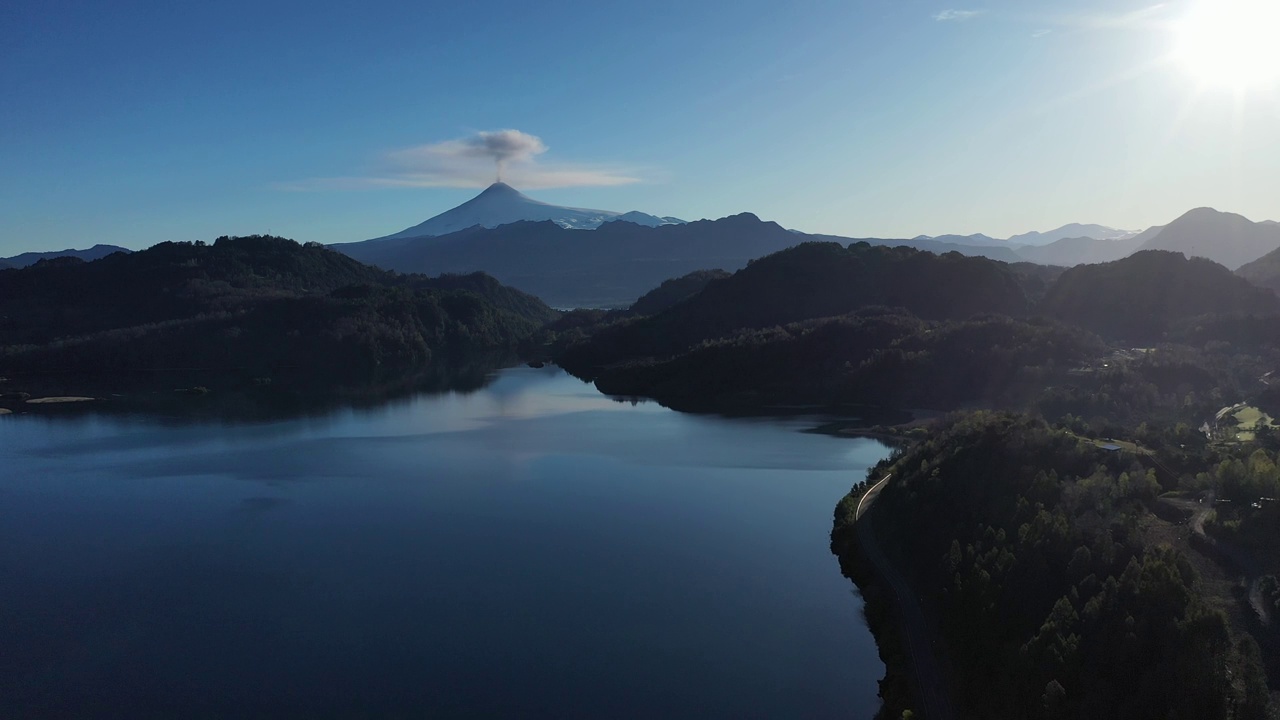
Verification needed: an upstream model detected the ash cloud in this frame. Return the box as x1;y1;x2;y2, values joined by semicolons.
457;130;547;180
279;129;639;191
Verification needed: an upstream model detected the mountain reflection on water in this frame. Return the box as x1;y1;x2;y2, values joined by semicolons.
0;366;888;718
0;352;516;424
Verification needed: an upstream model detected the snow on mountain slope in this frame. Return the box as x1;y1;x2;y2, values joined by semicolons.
610;211;688;227
1006;223;1132;246
374;182;683;240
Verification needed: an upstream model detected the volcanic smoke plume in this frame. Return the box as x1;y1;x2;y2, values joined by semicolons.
280;128;638;190
456;130;547;182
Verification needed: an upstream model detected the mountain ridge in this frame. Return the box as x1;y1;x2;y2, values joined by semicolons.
326;183;1280;305
1040;249;1280;341
336;212;801;307
1136;208;1280;270
0;234;555;378
3;244;132;269
1006;223;1132;246
371;182;684;240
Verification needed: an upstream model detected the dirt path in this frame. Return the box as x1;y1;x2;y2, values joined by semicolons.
1161;495;1270;626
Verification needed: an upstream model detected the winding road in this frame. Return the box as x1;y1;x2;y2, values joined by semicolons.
1160;493;1271;626
856;474;956;720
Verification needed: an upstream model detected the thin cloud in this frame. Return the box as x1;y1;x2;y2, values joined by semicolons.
278;129;641;191
934;9;986;22
1032;29;1052;38
1041;3;1168;30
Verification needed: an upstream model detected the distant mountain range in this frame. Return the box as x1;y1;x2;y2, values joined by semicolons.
332;183;1280;306
889;212;1279;269
913;233;1006;247
912;223;1134;248
335;212;802;308
371;182;684;240
1015;226;1162;267
1004;210;1280;269
1;244;131;269
1006;223;1133;246
7;185;1278;309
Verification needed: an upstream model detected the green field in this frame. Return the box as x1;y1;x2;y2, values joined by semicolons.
1227;405;1278;442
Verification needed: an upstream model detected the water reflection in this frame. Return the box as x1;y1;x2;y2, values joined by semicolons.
0;351;519;425
0;367;888;718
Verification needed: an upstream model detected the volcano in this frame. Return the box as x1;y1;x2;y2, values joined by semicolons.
372;182;684;240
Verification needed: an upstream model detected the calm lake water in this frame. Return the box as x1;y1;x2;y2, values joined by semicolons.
0;367;887;718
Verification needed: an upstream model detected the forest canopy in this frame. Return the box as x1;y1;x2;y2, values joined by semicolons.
0;235;557;378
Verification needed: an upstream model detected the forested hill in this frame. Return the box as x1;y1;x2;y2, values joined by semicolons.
586;311;1103;413
623;269;730;318
1237;244;1280;295
832;413;1269;720
560;242;1032;371
562;245;1280;380
1041;250;1280;342
551;241;1280;419
0;235;556;376
684;242;1032;324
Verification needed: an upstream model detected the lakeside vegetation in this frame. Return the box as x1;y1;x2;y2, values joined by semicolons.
556;243;1279;423
548;240;1280;716
0;235;556;414
833;414;1270;720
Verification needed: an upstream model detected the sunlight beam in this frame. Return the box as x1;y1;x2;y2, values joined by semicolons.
1174;0;1280;91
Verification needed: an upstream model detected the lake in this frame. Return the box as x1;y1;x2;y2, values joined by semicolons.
0;367;888;718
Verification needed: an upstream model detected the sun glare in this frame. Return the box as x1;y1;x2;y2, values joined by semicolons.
1174;0;1280;90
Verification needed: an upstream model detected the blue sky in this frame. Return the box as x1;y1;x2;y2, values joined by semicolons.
2;0;1278;254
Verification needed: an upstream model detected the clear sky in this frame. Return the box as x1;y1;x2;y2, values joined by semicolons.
2;0;1278;254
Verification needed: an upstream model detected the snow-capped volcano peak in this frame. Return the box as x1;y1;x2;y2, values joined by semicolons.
375;183;683;240
470;181;527;202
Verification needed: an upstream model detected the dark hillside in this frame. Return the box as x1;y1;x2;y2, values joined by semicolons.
588;312;1102;412
624;269;730;317
832;413;1263;719
0;235;555;377
1039;250;1279;342
560;242;1031;372
1237;245;1280;295
0;235;392;344
1008;261;1066;302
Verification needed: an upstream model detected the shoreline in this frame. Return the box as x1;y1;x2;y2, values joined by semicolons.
833;467;951;720
833;491;918;719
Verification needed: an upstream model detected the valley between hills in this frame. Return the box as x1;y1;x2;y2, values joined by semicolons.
7;187;1280;718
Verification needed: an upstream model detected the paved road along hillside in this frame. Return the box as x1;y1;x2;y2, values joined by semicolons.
855;474;956;720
